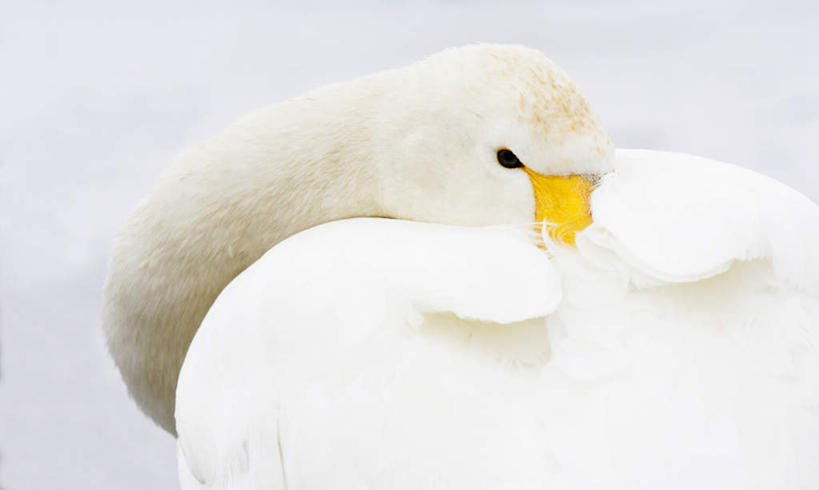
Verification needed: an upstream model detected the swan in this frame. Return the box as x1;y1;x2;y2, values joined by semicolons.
102;45;819;488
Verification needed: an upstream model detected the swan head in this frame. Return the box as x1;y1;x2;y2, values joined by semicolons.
371;44;612;243
104;44;613;435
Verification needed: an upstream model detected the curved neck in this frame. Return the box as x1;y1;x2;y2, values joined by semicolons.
103;84;386;434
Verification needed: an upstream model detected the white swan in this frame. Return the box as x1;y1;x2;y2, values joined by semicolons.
103;45;819;488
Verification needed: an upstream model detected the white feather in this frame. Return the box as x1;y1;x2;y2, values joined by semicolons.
176;150;819;489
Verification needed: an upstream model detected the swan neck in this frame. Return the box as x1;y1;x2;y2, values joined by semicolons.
102;93;385;434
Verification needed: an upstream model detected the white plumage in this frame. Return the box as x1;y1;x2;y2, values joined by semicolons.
175;149;819;489
102;44;612;435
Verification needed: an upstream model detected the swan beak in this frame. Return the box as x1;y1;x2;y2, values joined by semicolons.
524;168;595;246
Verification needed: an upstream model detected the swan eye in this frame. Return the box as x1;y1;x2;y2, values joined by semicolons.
497;149;523;169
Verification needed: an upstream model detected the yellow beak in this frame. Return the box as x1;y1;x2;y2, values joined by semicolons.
524;168;595;246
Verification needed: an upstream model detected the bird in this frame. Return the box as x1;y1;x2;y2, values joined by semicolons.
102;45;819;489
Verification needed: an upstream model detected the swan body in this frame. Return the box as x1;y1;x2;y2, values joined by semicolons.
176;150;819;489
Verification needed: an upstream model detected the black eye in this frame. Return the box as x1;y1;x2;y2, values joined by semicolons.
496;148;523;169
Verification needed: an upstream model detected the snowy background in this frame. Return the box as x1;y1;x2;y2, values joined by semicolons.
2;0;818;488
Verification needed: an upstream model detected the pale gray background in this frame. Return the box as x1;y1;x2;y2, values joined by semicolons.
2;0;818;488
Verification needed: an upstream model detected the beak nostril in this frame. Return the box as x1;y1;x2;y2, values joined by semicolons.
582;173;602;188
